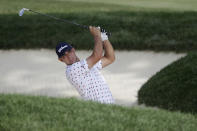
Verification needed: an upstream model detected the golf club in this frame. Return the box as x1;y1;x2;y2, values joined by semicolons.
19;8;111;36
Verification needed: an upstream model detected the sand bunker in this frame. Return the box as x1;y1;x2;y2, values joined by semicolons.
0;50;185;106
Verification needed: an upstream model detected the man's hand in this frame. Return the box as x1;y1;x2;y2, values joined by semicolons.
89;26;101;37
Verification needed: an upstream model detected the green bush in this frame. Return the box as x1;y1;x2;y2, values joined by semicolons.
1;0;197;51
138;52;197;114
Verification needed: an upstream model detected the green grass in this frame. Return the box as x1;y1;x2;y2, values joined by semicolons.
0;94;197;131
0;0;197;51
138;52;197;114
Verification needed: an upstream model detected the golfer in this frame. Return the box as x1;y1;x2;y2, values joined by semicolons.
56;26;115;104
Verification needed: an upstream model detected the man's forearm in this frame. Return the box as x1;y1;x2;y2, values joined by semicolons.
92;35;103;59
86;26;104;69
103;40;115;60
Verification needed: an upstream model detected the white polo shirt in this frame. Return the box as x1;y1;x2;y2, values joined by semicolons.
66;59;114;104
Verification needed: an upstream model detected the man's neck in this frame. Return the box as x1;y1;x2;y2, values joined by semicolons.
67;57;80;65
75;57;80;63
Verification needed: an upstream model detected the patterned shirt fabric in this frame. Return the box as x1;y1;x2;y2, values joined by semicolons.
66;59;114;104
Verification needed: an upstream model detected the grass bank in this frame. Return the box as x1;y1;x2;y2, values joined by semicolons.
0;94;197;131
138;52;197;114
0;0;197;51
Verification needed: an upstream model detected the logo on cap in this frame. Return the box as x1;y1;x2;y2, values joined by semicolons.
58;45;68;53
56;42;73;58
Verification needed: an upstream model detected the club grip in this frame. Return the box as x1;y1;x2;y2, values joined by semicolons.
105;32;111;37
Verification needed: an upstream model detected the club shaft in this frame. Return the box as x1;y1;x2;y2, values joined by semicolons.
26;9;111;36
29;9;89;29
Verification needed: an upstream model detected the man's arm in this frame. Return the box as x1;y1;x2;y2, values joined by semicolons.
86;26;103;69
101;40;115;68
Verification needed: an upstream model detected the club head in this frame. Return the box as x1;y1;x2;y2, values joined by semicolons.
19;8;29;16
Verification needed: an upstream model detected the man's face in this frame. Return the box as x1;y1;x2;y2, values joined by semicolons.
59;48;77;65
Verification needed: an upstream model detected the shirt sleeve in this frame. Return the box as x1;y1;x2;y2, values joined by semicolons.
93;60;102;70
80;59;102;71
80;59;90;72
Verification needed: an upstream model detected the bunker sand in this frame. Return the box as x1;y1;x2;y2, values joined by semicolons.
0;50;185;106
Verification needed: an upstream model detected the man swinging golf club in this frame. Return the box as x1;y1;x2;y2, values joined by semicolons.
19;8;114;104
56;26;115;104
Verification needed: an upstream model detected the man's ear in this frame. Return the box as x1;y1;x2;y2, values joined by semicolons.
58;58;63;62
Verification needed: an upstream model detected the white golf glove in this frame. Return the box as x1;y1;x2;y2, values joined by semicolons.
101;32;108;42
97;26;108;42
